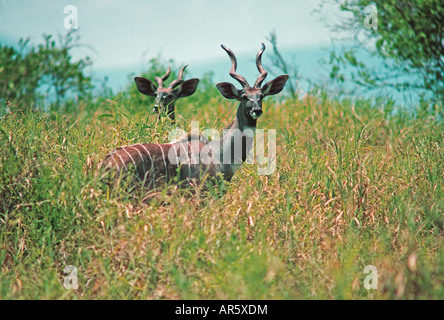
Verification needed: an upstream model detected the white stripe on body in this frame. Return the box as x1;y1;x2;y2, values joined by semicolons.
122;148;136;167
116;152;128;170
157;143;168;182
129;145;146;173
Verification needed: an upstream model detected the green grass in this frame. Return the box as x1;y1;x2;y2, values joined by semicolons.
0;92;443;299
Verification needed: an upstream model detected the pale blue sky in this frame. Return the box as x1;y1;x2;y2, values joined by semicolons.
0;0;366;96
0;1;333;63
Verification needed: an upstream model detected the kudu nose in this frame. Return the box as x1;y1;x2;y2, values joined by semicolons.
154;96;166;112
251;108;263;119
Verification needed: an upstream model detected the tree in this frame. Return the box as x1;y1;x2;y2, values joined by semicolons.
318;0;443;103
265;31;300;100
0;30;93;111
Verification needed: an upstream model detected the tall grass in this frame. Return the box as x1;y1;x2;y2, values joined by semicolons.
0;91;442;299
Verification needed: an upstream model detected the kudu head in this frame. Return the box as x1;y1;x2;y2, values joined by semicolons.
134;65;199;122
216;43;289;124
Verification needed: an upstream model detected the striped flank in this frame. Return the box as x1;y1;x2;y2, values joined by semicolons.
101;140;208;189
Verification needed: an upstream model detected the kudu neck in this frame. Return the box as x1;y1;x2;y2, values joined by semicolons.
231;101;257;131
157;104;176;123
219;101;258;170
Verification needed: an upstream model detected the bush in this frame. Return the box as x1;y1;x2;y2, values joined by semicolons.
0;30;93;112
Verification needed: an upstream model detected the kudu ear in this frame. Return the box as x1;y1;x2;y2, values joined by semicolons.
134;77;157;96
262;75;289;97
216;82;241;100
177;78;199;98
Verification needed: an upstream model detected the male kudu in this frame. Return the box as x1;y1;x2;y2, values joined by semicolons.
100;43;288;192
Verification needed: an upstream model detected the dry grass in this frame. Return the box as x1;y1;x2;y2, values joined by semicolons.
0;93;443;299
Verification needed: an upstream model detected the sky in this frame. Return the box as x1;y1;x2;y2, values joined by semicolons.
0;0;346;90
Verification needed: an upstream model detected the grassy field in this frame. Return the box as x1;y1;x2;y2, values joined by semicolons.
0;91;443;299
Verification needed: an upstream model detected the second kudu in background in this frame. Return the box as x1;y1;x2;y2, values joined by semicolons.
134;65;199;123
